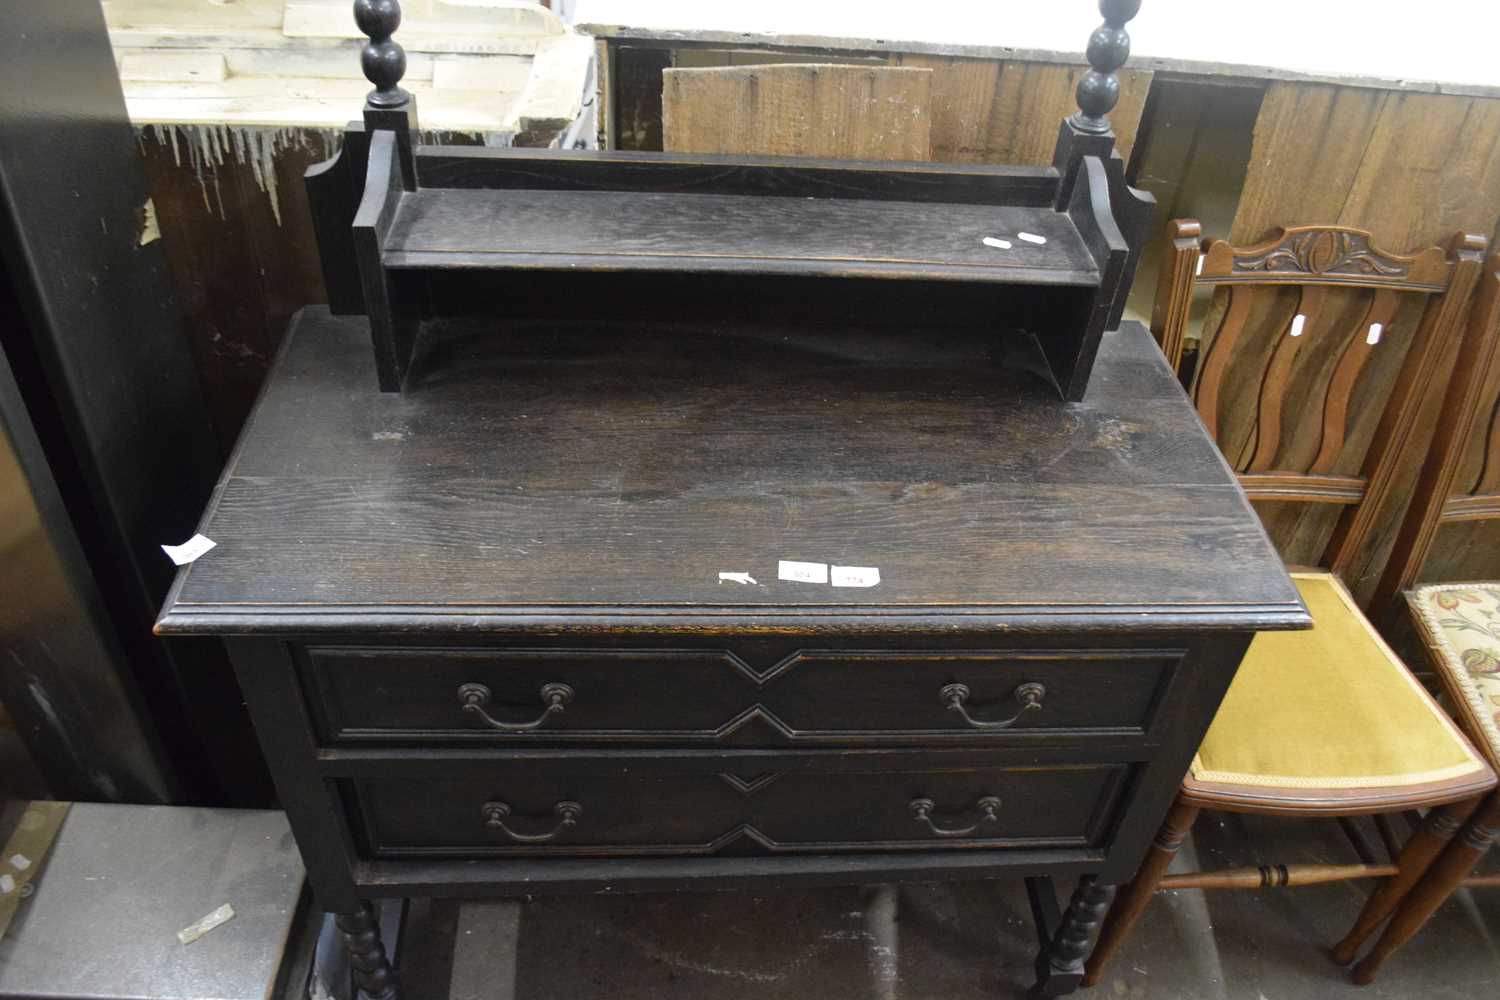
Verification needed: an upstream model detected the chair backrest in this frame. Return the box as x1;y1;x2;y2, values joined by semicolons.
661;64;934;161
1151;220;1488;575
1374;255;1500;614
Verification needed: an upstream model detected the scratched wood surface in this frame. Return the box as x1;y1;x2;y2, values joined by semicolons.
1194;83;1500;601
662;64;933;161
158;310;1300;625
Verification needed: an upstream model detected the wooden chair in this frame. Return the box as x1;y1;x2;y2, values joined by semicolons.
1083;222;1498;987
1335;255;1500;982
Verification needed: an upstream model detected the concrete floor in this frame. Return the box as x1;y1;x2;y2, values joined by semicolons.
391;812;1500;1000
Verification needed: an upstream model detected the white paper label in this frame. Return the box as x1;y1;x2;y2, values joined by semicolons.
162;534;216;566
718;571;758;586
0;874;13;894
1017;232;1047;244
981;236;1012;250
831;565;881;588
8;854;30;871
778;560;828;584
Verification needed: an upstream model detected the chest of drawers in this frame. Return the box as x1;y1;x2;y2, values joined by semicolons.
157;310;1304;996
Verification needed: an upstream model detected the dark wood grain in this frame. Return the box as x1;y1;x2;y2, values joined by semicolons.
303;644;1181;745
416;146;1059;205
158;311;1301;631
350;758;1128;857
383;187;1098;284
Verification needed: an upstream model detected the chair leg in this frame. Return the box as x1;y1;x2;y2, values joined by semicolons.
1331;799;1476;965
1350;792;1500;985
1080;798;1199;988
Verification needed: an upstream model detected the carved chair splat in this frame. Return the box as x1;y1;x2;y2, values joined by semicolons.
1152;221;1486;574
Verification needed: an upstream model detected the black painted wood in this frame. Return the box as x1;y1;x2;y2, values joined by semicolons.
302;644;1182;746
309;139;1137;395
382;187;1097;282
416;147;1060;204
158;312;1301;629
237;3;1294;995
350;758;1130;857
166;308;1302;997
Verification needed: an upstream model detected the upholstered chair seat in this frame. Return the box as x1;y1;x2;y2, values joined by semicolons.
1185;573;1492;812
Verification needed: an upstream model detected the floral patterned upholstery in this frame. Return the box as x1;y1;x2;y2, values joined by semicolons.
1409;583;1500;767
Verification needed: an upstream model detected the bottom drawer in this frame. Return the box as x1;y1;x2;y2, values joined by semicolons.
350;760;1131;858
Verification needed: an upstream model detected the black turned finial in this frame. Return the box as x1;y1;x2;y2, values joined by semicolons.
1068;0;1141;135
354;0;409;109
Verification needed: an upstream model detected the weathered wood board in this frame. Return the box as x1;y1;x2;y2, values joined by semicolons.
893;55;1151;166
663;64;933;160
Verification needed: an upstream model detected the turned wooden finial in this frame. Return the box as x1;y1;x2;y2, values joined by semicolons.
1069;0;1141;135
354;0;409;109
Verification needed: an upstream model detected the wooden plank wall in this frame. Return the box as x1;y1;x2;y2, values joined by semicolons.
614;44;1152;167
140;128;334;452
891;56;1151;166
1197;82;1500;603
662;64;934;160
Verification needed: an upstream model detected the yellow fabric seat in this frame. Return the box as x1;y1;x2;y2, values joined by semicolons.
1187;573;1490;809
1409;583;1500;769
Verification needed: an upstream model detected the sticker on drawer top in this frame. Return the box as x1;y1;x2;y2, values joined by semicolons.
831;565;881;588
162;533;216;566
718;571;759;585
777;560;829;584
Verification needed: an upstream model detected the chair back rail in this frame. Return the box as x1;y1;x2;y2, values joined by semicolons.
1373;256;1500;615
1150;221;1488;575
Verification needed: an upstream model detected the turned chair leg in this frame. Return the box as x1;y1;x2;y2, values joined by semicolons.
1331;800;1476;965
1351;792;1500;985
1081;798;1199;988
336;901;402;1000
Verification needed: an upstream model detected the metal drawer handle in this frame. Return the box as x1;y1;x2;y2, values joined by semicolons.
940;681;1045;730
480;799;582;843
909;795;1003;837
457;682;573;732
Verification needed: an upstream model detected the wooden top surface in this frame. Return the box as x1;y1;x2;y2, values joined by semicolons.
384;188;1099;286
157;309;1305;635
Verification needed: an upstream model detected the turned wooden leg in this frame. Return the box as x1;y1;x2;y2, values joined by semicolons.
1351;792;1500;985
1331;800;1476;965
1031;875;1116;996
1081;799;1199;988
336;901;402;1000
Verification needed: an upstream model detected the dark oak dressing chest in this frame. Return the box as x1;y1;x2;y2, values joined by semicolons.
156;2;1307;996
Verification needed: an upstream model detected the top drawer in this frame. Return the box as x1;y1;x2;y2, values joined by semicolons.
302;645;1181;746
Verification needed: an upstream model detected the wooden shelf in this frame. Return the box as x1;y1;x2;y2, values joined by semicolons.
312;136;1150;401
382;188;1101;287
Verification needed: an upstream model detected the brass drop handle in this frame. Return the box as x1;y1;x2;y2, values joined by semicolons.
458;682;573;732
940;681;1045;730
480;799;582;843
909;795;1003;837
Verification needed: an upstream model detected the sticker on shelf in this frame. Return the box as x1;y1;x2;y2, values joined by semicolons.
777;560;829;584
162;534;216;566
8;854;29;871
831;565;881;588
981;236;1012;250
1017;232;1047;244
718;571;758;586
